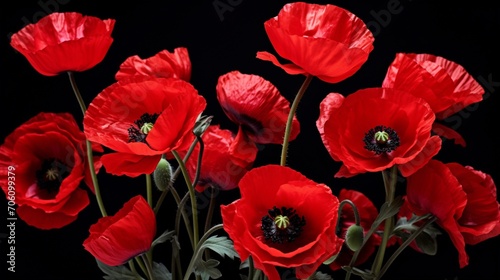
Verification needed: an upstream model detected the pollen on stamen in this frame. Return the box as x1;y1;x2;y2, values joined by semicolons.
363;125;400;155
128;113;159;143
261;206;306;243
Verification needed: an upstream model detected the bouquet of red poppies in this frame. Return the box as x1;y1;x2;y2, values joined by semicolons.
2;1;499;280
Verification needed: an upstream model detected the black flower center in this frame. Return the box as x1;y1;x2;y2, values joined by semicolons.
261;206;306;243
36;158;70;195
363;125;400;155
128;113;160;143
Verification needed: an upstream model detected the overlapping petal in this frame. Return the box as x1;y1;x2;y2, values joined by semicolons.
10;12;115;76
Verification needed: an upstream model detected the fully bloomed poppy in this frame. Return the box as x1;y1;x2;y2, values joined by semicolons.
10;12;115;76
382;53;485;146
0;112;102;229
329;189;382;271
115;47;191;81
216;70;300;144
183;125;258;192
83;76;206;177
406;159;500;268
83;195;156;266
221;164;343;280
317;88;442;178
257;2;374;83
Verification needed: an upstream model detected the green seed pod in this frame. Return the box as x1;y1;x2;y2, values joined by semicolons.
345;224;364;251
153;158;173;191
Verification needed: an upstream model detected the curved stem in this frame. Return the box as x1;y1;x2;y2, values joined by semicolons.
280;74;313;166
67;71;107;217
377;215;437;279
336;199;362;233
172;150;199;249
141;254;154;280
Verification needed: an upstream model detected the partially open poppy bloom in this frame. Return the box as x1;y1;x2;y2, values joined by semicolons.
329;189;382;271
83;76;206;177
0;112;102;229
216;70;300;144
317;88;441;178
221;164;343;280
406;159;500;268
115;47;191;81
382;53;485;146
83;195;156;266
257;2;374;83
184;125;258;192
10;12;115;76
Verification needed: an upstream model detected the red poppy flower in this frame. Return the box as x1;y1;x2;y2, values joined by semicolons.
329;189;382;271
216;70;300;144
10;12;115;76
317;88;441;178
115;47;191;81
221;165;343;280
83;76;206;177
83;195;156;266
257;2;374;83
183;125;258;192
382;53;485;146
0;112;102;229
406;159;500;268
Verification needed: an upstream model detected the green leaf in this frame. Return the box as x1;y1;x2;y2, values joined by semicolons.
239;258;249;270
194;259;222;280
312;271;334;279
374;196;403;225
193;115;213;137
151;262;172;280
96;259;142;280
322;253;338;265
151;229;176;248
199;235;239;260
414;229;440;256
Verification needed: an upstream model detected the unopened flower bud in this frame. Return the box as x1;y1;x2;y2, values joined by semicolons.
345;224;364;251
154;158;173;191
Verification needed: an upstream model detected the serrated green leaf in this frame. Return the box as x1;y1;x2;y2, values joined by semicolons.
239;258;249;270
96;259;142;280
151;262;172;280
194;259;222;280
200;235;239;260
151;229;176;248
374;196;403;225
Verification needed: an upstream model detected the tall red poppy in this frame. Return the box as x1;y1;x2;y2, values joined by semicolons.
316;88;441;178
0;112;102;229
115;47;191;81
406;159;500;268
83;76;206;177
257;2;374;83
183;125;258;192
221;165;343;280
10;12;115;76
329;189;382;271
83;195;156;266
216;70;300;144
382;53;485;146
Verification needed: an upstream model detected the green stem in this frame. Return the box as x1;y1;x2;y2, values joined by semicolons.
182;224;224;280
203;186;216;260
146;173;153;207
371;166;398;276
67;71;107;217
172;150;199;249
134;256;148;279
336;199;362;234
377;215;437;279
141;254;155;280
280;74;313;166
176;192;195;250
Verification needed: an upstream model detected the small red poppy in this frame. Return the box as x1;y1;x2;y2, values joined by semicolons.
0;112;102;229
382;53;485;146
257;2;374;83
221;164;343;280
10;12;115;76
406;159;500;268
115;47;191;81
329;189;382;271
216;70;300;144
317;88;441;178
83;195;156;266
83;76;206;177
184;125;257;192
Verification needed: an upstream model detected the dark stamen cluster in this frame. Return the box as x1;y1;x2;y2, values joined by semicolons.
363;125;400;155
128;113;159;143
36;158;69;194
261;206;306;243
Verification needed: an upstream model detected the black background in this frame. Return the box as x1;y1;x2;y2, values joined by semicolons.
1;0;500;279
